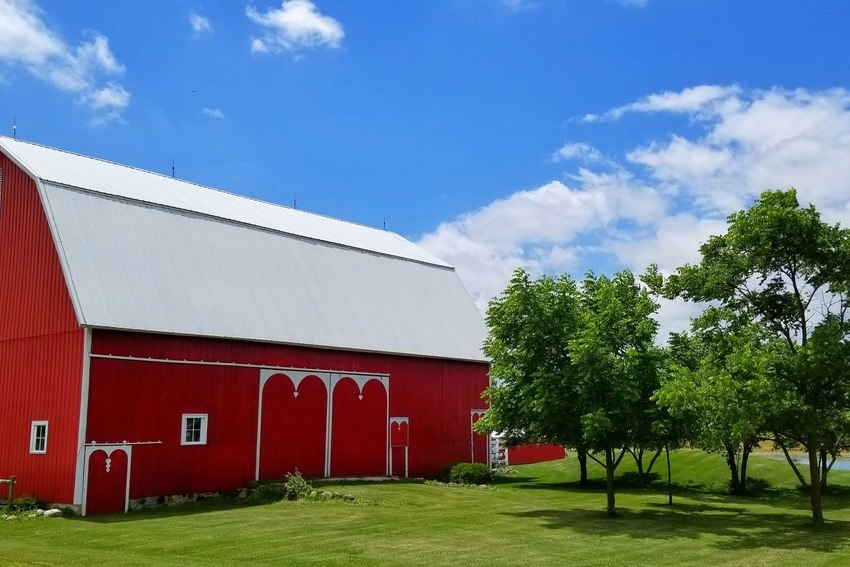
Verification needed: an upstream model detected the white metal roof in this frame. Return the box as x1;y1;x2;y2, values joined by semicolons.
0;137;486;362
0;136;449;267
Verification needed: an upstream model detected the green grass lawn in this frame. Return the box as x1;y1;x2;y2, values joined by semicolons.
4;450;850;566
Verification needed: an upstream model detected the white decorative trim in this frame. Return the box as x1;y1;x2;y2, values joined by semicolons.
94;353;389;377
385;377;390;476
73;328;92;504
470;409;488;464
326;374;337;477
331;373;387;399
470;409;487;420
29;421;48;454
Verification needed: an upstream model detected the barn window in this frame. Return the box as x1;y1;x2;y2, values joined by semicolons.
181;414;208;445
30;421;48;454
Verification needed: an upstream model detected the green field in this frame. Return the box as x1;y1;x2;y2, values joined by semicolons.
3;450;850;566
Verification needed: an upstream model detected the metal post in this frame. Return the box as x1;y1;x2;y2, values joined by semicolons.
8;476;15;509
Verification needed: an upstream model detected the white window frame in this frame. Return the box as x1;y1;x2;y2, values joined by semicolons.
181;414;208;446
30;420;48;454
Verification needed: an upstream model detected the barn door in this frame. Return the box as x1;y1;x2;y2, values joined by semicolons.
259;372;328;479
390;417;409;478
329;374;388;477
83;445;131;516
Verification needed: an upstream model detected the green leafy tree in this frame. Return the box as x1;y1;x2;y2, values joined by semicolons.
480;270;591;483
656;313;777;494
665;189;850;523
571;271;660;516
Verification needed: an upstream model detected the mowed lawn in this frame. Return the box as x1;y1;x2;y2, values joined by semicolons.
4;450;850;566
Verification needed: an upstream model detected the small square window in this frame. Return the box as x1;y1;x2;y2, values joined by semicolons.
30;421;48;454
181;414;208;445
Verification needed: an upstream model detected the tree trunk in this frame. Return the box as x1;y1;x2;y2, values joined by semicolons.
632;448;645;487
820;449;828;491
666;445;673;506
605;447;616;517
808;439;824;524
821;452;836;492
739;444;751;494
577;449;588;487
725;445;741;494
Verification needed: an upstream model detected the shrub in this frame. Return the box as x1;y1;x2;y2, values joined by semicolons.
1;496;40;513
283;470;311;501
435;462;460;482
252;482;287;501
449;463;491;485
249;470;313;502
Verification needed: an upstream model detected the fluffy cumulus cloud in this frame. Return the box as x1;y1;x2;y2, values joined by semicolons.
189;13;213;37
626;87;850;215
418;85;850;338
419;173;665;308
246;0;343;54
0;0;129;122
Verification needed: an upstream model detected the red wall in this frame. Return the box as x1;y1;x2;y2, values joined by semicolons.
87;330;489;498
507;444;566;465
0;154;83;504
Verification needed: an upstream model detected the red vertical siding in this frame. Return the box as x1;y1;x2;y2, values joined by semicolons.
507;444;566;465
85;449;128;515
86;359;258;497
260;374;327;479
89;330;488;498
330;378;387;477
0;154;83;504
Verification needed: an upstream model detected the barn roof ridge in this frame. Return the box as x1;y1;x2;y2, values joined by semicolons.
0;135;449;268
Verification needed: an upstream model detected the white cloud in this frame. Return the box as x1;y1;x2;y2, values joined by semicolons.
246;0;343;53
552;142;604;164
419;85;850;341
584;85;742;122
202;107;225;119
84;81;129;110
0;0;129;119
190;13;213;37
418;174;665;309
625;86;850;213
502;0;540;12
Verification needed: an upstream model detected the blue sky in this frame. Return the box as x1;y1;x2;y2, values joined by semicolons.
2;0;850;334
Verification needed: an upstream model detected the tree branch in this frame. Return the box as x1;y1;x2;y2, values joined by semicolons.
775;434;808;488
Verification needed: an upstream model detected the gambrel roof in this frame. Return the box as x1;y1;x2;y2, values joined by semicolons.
0;136;486;362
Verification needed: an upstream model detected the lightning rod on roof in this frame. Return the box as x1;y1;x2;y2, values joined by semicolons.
293;192;297;209
12;117;17;140
171;158;175;179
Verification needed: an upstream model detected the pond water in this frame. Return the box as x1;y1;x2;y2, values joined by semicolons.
795;458;850;471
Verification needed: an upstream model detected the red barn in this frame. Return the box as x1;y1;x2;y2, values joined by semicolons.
0;136;490;515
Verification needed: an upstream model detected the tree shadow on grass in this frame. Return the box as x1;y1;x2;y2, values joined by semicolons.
505;473;850;514
504;502;850;552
